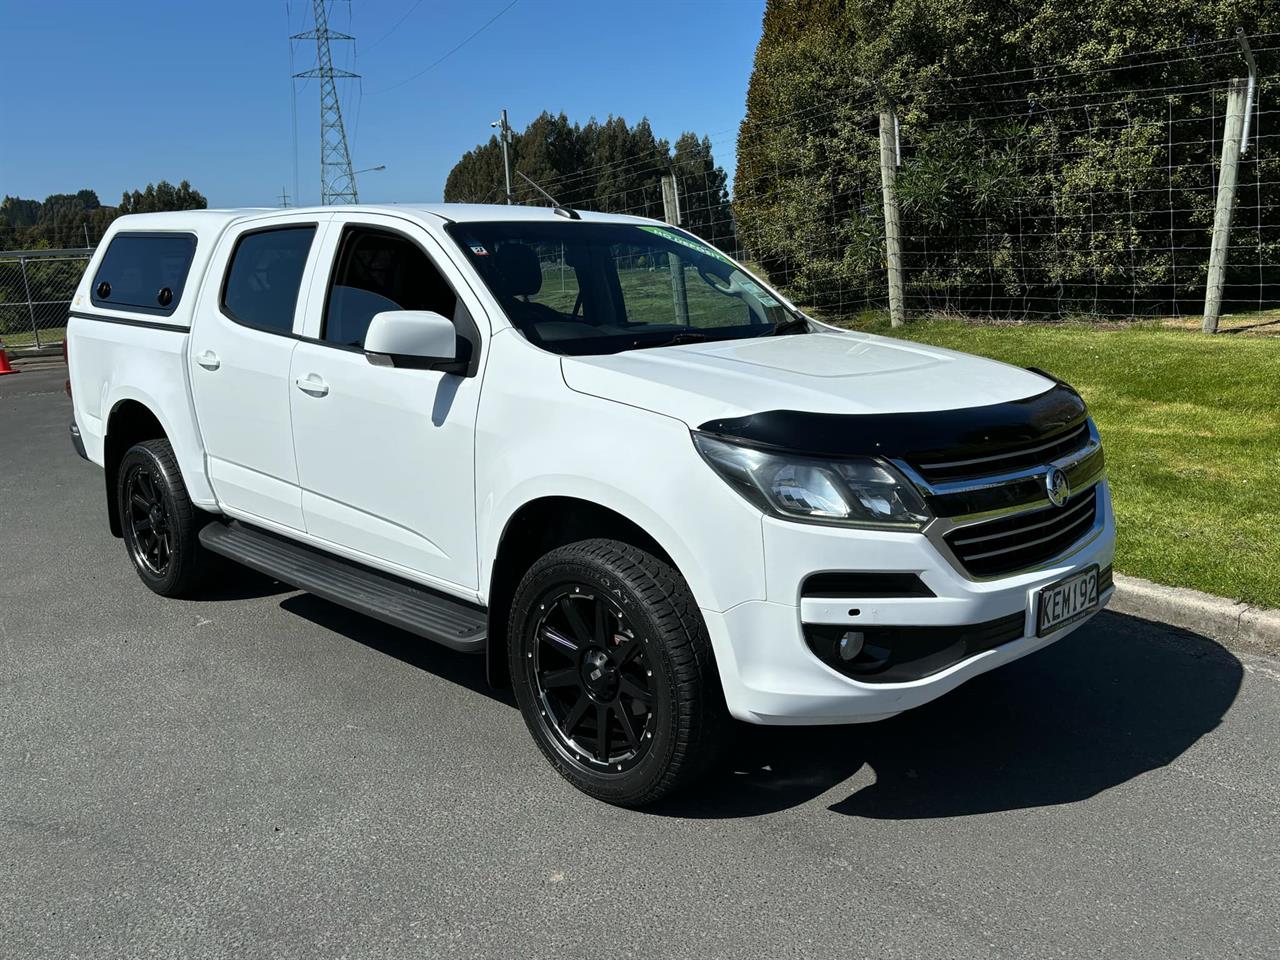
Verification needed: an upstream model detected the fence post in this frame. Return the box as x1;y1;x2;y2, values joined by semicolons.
879;104;906;327
1202;77;1248;333
17;255;41;349
661;173;690;326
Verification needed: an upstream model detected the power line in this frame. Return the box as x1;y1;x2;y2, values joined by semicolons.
368;0;520;95
286;1;304;207
362;0;425;53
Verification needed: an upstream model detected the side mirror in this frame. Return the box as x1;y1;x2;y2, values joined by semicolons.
364;310;466;373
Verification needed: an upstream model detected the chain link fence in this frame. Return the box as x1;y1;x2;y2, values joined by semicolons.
0;248;93;351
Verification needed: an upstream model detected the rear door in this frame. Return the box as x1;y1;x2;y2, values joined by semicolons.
190;214;330;530
288;213;485;591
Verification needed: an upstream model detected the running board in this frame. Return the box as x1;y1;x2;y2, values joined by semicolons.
199;521;486;653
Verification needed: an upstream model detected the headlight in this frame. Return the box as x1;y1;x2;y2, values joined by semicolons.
692;432;931;529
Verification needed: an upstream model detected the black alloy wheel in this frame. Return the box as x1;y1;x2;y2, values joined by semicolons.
124;463;172;575
529;586;656;773
115;438;211;597
509;538;728;806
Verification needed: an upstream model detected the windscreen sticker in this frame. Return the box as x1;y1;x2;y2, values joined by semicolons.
738;278;781;307
638;225;734;264
469;243;489;256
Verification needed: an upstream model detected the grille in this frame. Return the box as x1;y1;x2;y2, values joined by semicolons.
944;487;1099;577
914;419;1091;484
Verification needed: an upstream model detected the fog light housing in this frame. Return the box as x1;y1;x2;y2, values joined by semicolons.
837;631;864;661
803;613;1027;684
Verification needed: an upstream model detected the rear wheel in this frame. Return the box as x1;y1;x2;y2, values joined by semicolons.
509;538;728;806
116;439;211;598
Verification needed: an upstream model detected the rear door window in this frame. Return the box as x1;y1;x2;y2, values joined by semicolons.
220;226;317;334
90;232;197;315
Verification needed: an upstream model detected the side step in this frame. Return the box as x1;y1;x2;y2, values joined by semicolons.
199;520;486;653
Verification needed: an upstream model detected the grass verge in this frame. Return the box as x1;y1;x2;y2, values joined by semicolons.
846;316;1280;609
1;326;65;350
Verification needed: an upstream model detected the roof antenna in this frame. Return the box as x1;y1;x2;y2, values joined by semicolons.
516;171;581;220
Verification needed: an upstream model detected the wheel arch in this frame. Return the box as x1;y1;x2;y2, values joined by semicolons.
484;495;683;688
103;398;169;537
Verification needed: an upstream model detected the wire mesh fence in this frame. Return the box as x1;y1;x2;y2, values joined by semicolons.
0;249;92;350
516;34;1280;329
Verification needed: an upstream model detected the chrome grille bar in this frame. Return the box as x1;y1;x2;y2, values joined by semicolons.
950;493;1096;547
917;421;1090;473
960;505;1097;562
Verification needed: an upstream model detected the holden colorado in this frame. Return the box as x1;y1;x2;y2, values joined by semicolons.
66;203;1115;806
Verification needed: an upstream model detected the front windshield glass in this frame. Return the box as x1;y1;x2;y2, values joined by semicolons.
447;220;804;356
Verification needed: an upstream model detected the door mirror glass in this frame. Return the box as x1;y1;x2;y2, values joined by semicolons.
363;310;456;361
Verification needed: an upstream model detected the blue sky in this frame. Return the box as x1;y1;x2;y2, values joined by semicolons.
0;0;765;208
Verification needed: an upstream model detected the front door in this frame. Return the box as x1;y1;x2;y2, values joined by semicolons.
288;215;485;592
190;214;330;531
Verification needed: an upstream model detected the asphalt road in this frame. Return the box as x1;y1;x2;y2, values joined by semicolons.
2;367;1278;959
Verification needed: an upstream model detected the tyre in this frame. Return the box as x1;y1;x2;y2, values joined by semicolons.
508;538;728;806
116;438;211;598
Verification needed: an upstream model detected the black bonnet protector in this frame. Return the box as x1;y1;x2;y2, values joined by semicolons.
698;382;1087;467
696;384;1085;463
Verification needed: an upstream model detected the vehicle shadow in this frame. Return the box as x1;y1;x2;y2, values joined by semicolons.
278;592;516;709
247;591;1243;820
651;611;1243;820
193;562;295;603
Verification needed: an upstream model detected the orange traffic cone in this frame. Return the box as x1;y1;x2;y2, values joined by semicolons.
0;343;18;376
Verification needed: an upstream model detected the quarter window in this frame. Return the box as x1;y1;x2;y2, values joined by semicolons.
221;226;317;334
323;227;457;348
91;232;196;315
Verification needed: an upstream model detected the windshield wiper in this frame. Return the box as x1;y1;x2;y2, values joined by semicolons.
629;331;711;351
762;316;811;337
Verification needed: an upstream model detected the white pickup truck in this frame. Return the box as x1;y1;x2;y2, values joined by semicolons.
67;203;1115;805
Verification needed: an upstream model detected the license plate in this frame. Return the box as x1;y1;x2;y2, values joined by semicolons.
1036;565;1099;637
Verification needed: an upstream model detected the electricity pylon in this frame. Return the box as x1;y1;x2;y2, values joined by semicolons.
292;0;360;205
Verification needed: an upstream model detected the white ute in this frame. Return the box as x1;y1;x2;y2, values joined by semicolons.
67;204;1115;805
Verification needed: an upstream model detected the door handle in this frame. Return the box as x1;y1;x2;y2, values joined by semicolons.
196;350;220;371
295;374;329;397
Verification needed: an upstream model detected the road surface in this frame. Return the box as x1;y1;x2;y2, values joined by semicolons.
2;368;1276;958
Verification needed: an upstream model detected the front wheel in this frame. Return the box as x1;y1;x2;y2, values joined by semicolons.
508;539;728;806
116;438;211;598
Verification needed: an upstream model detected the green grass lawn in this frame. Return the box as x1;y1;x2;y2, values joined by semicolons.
0;325;64;350
845;316;1280;608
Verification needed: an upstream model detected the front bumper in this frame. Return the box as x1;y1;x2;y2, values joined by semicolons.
704;480;1116;725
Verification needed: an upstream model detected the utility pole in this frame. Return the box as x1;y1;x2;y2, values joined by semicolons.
279;188;291;208
292;0;360;205
661;173;690;326
878;102;905;327
492;109;513;204
1202;77;1248;333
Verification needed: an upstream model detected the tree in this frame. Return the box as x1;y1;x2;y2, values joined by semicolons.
736;0;1280;318
118;180;207;215
1;181;208;249
673;133;736;253
444;113;738;250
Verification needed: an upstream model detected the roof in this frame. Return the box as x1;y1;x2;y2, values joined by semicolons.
401;203;658;225
107;203;659;230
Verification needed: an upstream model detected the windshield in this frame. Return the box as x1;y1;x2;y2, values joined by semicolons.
447;220;805;356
